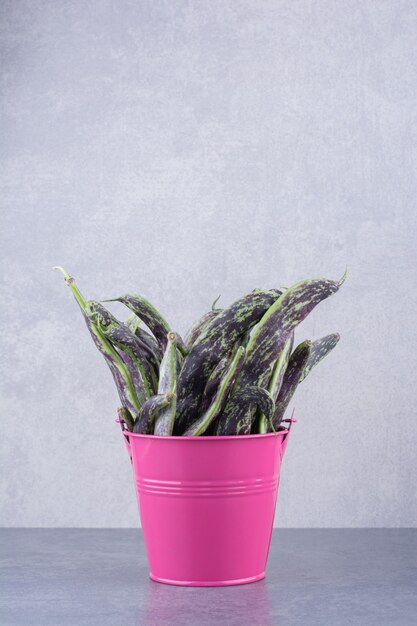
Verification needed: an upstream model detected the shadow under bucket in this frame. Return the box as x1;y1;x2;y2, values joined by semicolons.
120;420;294;587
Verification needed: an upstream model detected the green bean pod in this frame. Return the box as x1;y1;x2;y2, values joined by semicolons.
154;332;178;436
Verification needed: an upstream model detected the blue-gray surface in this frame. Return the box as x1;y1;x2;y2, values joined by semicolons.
1;530;416;626
1;0;417;529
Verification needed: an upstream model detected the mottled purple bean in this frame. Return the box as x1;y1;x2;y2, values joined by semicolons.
257;333;294;433
174;288;283;434
133;393;171;434
87;301;155;401
102;293;171;350
53;267;142;419
300;333;340;382
272;340;312;429
216;386;275;435
184;310;221;351
220;273;346;433
126;313;163;363
184;347;245;436
117;406;134;432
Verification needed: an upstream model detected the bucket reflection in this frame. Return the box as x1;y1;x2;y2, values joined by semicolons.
139;576;275;626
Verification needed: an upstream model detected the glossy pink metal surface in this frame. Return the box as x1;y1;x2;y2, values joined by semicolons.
120;422;293;587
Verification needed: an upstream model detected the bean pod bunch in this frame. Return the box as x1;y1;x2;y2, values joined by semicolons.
54;267;344;436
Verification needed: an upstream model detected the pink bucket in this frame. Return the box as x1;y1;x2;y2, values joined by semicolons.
120;421;293;586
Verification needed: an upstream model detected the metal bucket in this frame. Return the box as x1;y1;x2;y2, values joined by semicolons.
120;422;293;586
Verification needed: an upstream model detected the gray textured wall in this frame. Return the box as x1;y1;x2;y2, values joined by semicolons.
1;0;416;528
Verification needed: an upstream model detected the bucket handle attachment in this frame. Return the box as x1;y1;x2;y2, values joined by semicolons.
282;408;297;431
280;409;297;453
116;418;132;462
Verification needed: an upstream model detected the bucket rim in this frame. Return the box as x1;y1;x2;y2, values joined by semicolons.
116;418;296;441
